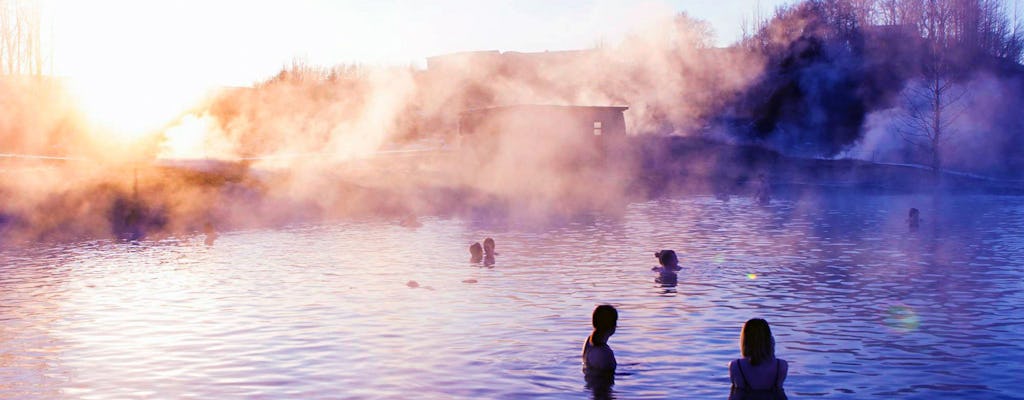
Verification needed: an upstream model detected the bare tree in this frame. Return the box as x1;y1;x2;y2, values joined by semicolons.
0;0;48;75
896;0;967;174
897;68;966;173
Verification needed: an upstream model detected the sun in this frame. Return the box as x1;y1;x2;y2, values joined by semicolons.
67;76;207;144
50;0;222;151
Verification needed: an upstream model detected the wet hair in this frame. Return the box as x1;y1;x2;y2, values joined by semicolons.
469;242;483;257
483;237;495;251
655;250;678;267
740;318;775;366
909;208;919;218
592;305;618;332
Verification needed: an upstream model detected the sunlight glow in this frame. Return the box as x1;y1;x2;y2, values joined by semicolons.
67;77;207;144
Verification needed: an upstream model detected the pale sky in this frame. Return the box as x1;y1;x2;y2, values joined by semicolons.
48;0;795;88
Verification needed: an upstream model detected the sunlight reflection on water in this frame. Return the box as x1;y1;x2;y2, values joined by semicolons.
1;193;1022;399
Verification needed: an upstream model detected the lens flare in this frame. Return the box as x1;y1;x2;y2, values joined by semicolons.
884;305;920;332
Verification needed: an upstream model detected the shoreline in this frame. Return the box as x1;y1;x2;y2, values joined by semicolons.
2;136;1022;244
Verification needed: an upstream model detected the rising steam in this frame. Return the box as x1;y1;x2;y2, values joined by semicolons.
3;1;1022;244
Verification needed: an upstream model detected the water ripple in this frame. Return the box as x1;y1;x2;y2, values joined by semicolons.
1;194;1022;398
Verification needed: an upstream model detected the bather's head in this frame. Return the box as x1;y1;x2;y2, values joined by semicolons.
908;208;921;228
469;242;483;262
655;250;678;268
740;318;776;366
592;304;618;340
483;237;495;255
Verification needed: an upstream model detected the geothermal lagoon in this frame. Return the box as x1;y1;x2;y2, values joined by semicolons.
2;193;1021;399
3;0;1024;398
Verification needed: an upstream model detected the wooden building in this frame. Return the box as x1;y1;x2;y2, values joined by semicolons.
457;104;629;166
453;105;633;209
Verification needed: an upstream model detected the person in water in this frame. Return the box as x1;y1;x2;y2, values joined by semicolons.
652;250;681;273
908;208;921;229
469;242;483;263
754;173;772;205
482;237;496;265
483;237;496;255
582;304;618;375
729;318;789;400
203;222;218;246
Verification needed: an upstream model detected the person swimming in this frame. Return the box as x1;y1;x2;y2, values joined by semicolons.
754;173;771;205
203;222;218;246
399;213;422;228
908;208;921;229
582;304;618;375
469;242;483;263
652;250;680;287
483;237;497;256
652;250;681;273
482;237;496;265
729;318;789;400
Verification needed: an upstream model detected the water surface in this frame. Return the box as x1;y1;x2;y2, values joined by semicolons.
1;193;1022;399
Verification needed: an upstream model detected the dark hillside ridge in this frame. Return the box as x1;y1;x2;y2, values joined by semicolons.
632;136;1024;197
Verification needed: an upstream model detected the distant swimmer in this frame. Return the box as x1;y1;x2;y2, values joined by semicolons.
483;237;496;265
582;305;618;375
203;222;218;246
729;318;789;400
400;213;422;228
483;237;497;256
652;250;682;273
653;250;680;286
907;208;921;230
470;242;483;263
754;173;771;205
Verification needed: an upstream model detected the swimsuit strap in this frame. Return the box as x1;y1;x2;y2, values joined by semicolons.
736;359;752;388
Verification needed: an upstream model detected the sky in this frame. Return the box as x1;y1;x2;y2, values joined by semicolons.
48;0;796;88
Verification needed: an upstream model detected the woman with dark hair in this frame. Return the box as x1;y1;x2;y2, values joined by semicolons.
652;250;681;286
582;305;618;374
729;318;788;400
652;250;681;273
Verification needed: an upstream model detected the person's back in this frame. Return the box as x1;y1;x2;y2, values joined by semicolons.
729;357;788;400
582;305;618;375
582;336;616;372
729;318;788;400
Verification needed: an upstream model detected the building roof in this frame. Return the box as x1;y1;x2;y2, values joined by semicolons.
459;104;628;116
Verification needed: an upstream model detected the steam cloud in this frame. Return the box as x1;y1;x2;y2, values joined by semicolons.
2;1;1022;244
